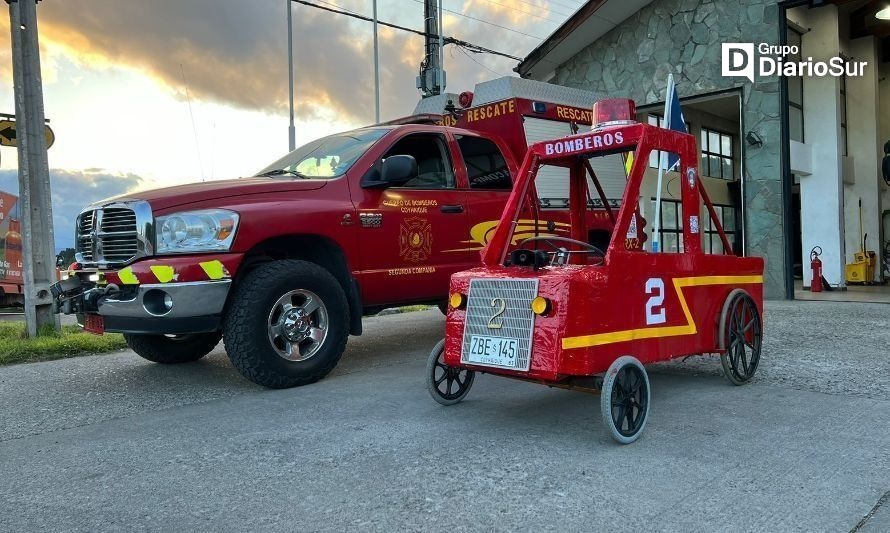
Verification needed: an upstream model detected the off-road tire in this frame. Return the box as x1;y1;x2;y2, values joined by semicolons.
125;332;222;364
223;260;349;389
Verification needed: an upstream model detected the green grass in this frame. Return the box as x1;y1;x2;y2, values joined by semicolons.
0;322;127;366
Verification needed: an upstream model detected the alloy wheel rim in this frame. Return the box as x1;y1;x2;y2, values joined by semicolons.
267;289;329;362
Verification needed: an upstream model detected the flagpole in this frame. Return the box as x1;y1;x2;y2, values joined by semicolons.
652;73;674;253
287;0;295;151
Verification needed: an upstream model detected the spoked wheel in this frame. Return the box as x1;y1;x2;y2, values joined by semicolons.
600;356;650;444
719;289;763;385
426;339;474;406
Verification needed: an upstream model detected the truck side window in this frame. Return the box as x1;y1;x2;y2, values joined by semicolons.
385;134;455;189
457;135;512;190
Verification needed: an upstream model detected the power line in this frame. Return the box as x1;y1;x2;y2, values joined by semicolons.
314;0;360;16
545;0;587;13
290;0;524;61
454;45;508;77
408;0;547;40
455;0;570;25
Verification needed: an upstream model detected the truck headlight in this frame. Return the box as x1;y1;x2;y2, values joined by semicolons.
156;209;239;254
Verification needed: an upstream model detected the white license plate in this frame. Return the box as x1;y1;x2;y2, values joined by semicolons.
466;335;520;368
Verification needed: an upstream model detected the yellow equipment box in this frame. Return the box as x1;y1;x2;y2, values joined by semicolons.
845;251;876;284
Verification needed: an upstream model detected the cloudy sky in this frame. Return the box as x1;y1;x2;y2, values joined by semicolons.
0;0;583;250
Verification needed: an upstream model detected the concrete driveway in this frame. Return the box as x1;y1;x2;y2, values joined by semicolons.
0;301;888;532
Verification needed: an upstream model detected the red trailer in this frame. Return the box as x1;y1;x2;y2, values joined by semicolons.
0;191;23;306
426;99;764;444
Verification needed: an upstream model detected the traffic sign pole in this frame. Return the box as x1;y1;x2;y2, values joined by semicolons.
8;0;59;336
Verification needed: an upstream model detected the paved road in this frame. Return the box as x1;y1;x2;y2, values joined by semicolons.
0;301;887;531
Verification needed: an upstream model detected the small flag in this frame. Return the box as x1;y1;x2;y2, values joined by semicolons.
664;73;687;171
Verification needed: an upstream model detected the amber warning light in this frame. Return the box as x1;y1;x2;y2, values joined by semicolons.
592;99;637;129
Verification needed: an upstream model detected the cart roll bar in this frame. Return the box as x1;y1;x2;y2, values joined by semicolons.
696;178;734;256
582;158;616;224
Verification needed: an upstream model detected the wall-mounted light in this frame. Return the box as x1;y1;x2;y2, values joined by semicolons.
746;131;764;148
877;6;890;20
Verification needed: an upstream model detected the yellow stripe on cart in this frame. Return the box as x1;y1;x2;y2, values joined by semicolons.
561;275;763;350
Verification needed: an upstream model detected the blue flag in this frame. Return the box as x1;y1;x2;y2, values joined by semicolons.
664;74;686;170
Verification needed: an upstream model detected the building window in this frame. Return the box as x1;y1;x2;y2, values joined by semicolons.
787;27;804;143
651;199;683;253
839;73;848;156
700;128;734;180
456;135;512;190
702;204;737;254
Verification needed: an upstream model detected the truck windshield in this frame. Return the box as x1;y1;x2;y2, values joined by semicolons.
256;127;391;179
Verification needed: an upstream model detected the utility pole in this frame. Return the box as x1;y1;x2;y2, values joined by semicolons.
437;0;444;95
372;0;380;123
417;0;445;97
7;0;59;336
287;0;296;151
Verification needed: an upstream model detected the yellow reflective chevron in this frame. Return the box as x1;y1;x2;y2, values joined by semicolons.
117;267;139;285
149;265;175;283
199;260;227;280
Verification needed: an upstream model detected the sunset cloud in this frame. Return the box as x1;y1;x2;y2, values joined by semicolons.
29;0;553;122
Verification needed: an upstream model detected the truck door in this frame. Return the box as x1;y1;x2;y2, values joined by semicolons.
453;134;521;257
353;132;471;306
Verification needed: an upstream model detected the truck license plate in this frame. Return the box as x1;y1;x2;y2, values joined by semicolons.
83;314;105;335
466;335;519;369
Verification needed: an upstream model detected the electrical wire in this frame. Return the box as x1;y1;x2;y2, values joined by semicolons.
179;64;205;183
406;0;547;40
455;44;508;77
456;0;570;25
290;0;524;61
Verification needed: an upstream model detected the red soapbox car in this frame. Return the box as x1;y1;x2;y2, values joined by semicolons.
426;99;765;444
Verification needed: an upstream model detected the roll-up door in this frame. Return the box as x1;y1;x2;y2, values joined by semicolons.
522;117;627;205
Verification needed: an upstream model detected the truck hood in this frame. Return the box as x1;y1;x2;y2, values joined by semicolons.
107;176;329;211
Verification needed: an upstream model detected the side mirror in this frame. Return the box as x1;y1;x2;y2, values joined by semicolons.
360;154;418;188
380;155;417;185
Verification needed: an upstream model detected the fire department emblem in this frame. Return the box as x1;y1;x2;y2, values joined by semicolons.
399;217;432;263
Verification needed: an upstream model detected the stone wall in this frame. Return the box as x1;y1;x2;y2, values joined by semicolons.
551;0;787;298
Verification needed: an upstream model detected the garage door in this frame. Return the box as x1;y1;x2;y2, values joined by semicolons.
522;117;628;205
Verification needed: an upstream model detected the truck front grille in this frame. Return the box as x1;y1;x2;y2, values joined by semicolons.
75;201;153;267
460;278;539;371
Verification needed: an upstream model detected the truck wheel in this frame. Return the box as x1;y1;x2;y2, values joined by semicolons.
718;289;762;385
600;355;650;444
426;339;474;405
223;260;349;389
124;332;222;364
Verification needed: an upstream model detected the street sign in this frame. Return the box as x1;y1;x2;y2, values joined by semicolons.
0;119;55;149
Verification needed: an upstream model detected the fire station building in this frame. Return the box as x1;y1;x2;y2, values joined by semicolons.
518;0;890;300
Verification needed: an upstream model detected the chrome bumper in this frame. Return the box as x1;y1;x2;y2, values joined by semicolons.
98;280;231;319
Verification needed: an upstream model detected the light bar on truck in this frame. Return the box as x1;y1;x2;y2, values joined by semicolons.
592;98;637;129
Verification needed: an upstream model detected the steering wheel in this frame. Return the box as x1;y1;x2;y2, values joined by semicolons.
518;236;605;265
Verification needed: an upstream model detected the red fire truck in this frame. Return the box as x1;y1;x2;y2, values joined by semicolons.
0;191;24;307
52;77;629;388
426;99;764;444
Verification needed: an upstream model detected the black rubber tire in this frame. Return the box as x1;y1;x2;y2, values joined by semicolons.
718;289;762;386
600;355;650;444
124;332;222;364
223;260;349;389
426;339;474;405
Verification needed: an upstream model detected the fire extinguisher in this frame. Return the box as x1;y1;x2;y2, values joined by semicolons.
810;246;823;293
